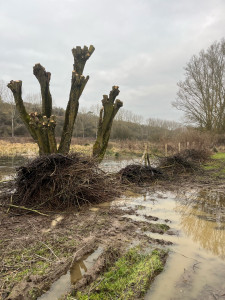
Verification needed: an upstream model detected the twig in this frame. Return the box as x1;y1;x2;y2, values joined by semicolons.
70;245;87;267
192;262;201;272
88;275;113;296
170;250;201;262
40;241;60;261
3;203;49;216
6;195;13;214
35;254;53;262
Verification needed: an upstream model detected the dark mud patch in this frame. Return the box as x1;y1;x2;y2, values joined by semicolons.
144;215;159;221
7;259;71;300
121;217;170;234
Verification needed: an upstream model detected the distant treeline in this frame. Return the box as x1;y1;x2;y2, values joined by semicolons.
0;98;184;142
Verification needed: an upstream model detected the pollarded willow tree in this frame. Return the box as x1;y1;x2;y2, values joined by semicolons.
93;86;123;161
173;39;225;132
8;45;123;161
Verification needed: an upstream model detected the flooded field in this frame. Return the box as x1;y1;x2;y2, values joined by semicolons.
0;156;27;182
0;156;137;182
1;157;225;299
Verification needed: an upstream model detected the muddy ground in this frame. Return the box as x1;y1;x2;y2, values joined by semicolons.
0;189;172;299
1;160;225;300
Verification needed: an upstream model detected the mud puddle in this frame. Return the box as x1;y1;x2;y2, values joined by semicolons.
38;247;103;300
94;189;225;300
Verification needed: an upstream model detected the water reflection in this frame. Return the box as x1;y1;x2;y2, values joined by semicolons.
38;247;103;300
145;190;225;300
70;256;88;284
176;190;225;258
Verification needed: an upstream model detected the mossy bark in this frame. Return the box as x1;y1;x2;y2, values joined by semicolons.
7;81;38;143
8;73;57;155
93;86;123;162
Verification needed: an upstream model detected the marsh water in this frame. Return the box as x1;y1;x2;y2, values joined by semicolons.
1;157;225;299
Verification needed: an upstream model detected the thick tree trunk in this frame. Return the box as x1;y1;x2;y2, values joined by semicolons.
93;86;123;162
58;45;95;153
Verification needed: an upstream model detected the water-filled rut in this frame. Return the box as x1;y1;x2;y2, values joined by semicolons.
102;189;225;299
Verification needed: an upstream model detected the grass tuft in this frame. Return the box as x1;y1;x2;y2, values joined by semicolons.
72;247;167;300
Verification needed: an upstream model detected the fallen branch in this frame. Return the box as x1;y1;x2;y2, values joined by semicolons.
2;203;49;216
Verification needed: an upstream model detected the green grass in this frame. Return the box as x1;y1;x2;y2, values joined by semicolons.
159;224;170;231
211;152;225;160
202;152;225;177
203;165;218;170
70;247;166;300
141;223;170;233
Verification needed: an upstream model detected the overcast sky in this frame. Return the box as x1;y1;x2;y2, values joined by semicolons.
1;0;225;122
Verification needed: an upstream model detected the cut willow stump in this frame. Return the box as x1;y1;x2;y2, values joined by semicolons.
8;45;95;155
93;86;123;162
8;46;123;161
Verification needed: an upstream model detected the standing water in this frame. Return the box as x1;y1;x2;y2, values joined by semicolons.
0;156;27;182
145;190;225;300
106;189;225;299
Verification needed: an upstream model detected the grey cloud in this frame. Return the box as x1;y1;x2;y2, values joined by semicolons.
0;0;225;121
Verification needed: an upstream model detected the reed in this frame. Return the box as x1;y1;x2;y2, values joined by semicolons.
0;140;39;157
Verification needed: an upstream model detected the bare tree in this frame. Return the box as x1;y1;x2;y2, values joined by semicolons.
25;93;42;112
0;80;18;137
0;80;5;102
6;90;17;138
147;118;181;130
173;39;225;132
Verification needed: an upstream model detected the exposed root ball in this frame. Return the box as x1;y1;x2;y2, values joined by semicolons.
118;164;163;184
15;153;119;209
